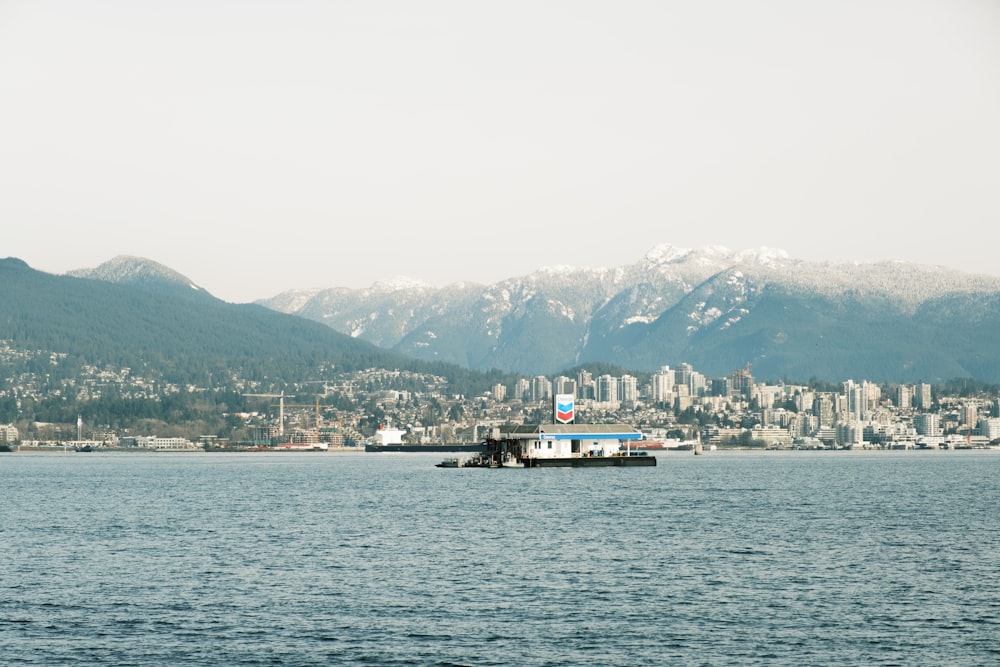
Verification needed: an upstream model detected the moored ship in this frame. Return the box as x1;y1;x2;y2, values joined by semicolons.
364;425;486;453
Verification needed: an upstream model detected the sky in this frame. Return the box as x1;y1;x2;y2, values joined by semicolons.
2;1;999;303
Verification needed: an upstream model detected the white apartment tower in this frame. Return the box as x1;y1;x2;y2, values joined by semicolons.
531;376;553;402
651;366;675;404
596;375;619;403
915;383;933;410
894;385;912;410
619;375;639;402
914;413;941;437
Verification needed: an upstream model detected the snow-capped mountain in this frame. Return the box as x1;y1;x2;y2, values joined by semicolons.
67;255;213;302
257;244;1000;382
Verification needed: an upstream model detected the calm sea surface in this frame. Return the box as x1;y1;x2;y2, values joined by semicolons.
2;450;998;666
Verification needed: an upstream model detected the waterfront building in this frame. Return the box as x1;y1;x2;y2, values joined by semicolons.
0;423;18;443
978;417;1000;440
122;435;196;450
837;421;864;447
751;425;794;448
914;413;941;437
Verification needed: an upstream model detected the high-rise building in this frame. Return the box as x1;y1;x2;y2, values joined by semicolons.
844;380;868;421
554;376;576;397
894;385;912;410
651;366;674;404
531;376;553;402
915;383;933;410
596;375;619;403
978;417;1000;440
731;367;754;398
688;371;707;397
960;403;978;433
914;413;941;437
813;395;834;427
620;375;638;402
576;370;595;400
515;378;531;401
492;383;506;402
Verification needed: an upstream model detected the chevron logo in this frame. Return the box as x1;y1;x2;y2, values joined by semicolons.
555;394;574;423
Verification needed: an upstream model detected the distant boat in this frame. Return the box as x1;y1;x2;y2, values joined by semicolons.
631;440;666;450
435;457;495;468
274;442;329;451
365;424;486;453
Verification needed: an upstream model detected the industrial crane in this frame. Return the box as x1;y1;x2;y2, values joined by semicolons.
244;391;294;437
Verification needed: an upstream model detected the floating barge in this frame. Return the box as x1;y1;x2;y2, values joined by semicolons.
440;423;656;468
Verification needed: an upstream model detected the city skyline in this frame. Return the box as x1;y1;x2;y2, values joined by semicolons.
2;1;999;303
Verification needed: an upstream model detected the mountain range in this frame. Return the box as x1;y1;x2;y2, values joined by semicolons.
255;245;1000;384
0;256;426;389
7;248;1000;386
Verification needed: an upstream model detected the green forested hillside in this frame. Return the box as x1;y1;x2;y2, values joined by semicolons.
0;258;438;386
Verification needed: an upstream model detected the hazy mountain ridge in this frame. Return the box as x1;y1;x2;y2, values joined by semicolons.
0;257;419;388
67;255;212;302
257;244;1000;382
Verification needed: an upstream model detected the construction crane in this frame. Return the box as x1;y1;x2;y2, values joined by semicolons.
280;397;327;429
244;391;295;437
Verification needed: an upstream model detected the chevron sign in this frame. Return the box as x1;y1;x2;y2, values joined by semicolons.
554;394;574;424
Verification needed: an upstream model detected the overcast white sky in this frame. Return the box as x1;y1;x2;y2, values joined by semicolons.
2;1;999;303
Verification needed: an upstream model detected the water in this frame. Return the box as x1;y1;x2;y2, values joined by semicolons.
2;450;998;666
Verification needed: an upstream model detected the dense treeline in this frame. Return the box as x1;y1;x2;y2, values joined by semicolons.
0;258;495;390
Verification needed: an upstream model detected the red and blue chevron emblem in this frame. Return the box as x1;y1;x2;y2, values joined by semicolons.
555;395;574;423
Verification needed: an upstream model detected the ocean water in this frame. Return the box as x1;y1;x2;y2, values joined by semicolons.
2;450;998;666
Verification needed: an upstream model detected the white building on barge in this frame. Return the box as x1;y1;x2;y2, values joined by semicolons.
492;423;655;467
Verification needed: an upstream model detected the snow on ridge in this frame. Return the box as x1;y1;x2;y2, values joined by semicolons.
537;264;580;275
69;255;198;288
369;276;431;292
733;247;791;266
642;244;693;264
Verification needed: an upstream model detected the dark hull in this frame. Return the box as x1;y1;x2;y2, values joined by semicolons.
521;455;656;468
366;444;486;453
